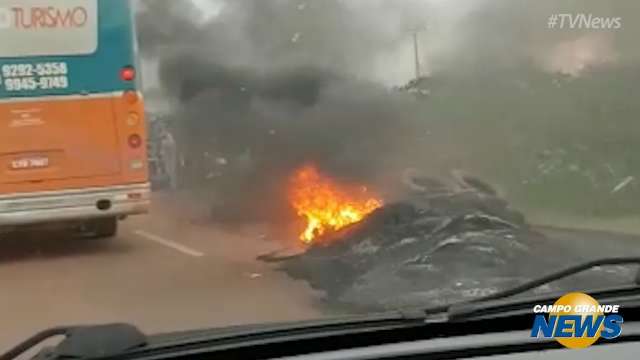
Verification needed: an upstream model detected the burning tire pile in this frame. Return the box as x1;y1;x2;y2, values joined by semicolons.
261;168;632;311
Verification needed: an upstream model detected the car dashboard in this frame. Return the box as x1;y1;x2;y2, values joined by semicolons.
271;322;640;360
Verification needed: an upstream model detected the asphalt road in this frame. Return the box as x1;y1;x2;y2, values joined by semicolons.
1;192;639;350
0;192;322;350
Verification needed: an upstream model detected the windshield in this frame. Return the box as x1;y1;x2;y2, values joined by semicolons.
2;0;640;351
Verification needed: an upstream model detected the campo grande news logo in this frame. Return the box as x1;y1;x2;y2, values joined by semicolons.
530;292;623;349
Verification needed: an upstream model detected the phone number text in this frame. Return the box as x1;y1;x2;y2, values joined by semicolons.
2;62;68;77
4;77;69;91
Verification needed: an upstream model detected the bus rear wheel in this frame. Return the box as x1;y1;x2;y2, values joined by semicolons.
87;217;118;239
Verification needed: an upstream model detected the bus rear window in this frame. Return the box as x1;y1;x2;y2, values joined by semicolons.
0;0;97;58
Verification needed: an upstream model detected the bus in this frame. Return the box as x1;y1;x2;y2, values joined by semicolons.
0;0;149;238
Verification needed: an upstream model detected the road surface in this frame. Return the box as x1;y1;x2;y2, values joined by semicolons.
0;192;323;349
1;192;639;350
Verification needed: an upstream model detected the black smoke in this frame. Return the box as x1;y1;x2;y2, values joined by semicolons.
136;0;640;219
136;0;437;220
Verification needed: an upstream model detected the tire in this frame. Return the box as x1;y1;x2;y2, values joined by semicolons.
90;217;118;238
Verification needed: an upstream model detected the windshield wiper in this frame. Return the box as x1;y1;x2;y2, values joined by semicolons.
426;257;640;319
0;324;146;360
468;257;640;303
2;314;431;360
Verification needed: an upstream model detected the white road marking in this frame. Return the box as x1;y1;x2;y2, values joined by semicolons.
134;230;205;257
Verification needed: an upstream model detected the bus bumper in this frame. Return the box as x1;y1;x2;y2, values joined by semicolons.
0;183;150;227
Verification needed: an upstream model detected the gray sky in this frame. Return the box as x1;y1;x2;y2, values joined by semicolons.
138;0;637;103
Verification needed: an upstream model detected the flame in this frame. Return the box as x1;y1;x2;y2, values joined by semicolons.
289;165;383;243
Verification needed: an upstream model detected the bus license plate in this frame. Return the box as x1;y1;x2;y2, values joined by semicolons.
10;156;50;170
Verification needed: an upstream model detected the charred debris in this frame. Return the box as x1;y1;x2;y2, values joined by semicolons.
260;171;628;311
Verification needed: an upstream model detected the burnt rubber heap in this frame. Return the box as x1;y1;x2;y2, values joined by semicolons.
260;171;634;311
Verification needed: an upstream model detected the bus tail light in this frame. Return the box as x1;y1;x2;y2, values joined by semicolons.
128;134;142;149
123;90;139;104
120;66;136;81
127;112;140;126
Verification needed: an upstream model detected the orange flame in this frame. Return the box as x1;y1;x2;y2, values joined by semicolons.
289;165;383;243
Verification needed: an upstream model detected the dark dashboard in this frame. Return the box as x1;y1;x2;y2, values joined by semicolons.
270;323;640;360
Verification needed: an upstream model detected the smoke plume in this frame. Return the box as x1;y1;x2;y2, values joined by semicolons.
135;0;640;219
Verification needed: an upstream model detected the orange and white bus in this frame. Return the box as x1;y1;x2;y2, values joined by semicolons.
0;0;149;238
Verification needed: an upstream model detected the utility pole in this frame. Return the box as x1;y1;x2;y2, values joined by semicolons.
413;32;420;79
410;26;427;79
